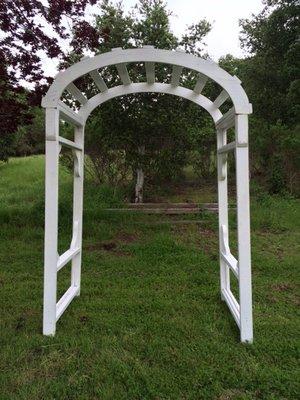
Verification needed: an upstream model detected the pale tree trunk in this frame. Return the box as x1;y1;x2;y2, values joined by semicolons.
135;146;145;203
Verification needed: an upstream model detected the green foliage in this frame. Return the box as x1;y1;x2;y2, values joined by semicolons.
218;0;300;195
13;107;45;156
239;0;299;123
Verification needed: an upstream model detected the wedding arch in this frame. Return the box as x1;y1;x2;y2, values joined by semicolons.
42;46;253;343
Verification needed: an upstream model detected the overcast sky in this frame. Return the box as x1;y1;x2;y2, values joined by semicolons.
41;0;265;78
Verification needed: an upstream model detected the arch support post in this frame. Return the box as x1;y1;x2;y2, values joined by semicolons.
235;114;253;343
43;107;85;336
71;125;85;295
216;114;253;343
43;108;60;336
216;128;230;298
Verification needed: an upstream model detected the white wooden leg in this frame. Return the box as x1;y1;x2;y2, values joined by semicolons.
43;108;59;336
217;129;230;299
71;126;84;296
235;115;253;343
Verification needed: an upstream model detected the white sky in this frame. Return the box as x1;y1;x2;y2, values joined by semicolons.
160;0;264;59
41;0;265;78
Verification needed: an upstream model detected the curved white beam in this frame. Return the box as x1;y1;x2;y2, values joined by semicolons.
42;47;252;114
77;82;223;123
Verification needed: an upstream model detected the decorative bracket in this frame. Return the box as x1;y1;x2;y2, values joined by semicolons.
73;150;82;177
218;153;227;181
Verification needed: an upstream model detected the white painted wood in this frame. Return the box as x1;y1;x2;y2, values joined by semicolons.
43;109;60;335
220;225;238;278
57;247;81;272
58;101;84;127
214;90;229;108
56;286;80;321
145;62;155;84
58;136;82;151
115;63;131;85
45;107;59;141
221;288;240;327
71;125;85;296
217;128;230;302
193;73;208;94
235;111;249;146
73;149;82;177
215;107;235;130
171;65;183;86
235;114;253;343
221;252;238;278
42;48;252;114
89;69;108;92
78;83;222;123
66;82;88;105
217;141;236;154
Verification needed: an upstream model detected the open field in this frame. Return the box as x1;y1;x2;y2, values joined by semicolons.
0;156;299;400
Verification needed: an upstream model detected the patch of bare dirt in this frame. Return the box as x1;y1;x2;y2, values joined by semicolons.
85;232;138;257
271;283;294;292
217;389;246;400
115;232;138;243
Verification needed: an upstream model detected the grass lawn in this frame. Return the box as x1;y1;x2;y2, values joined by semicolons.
0;156;299;400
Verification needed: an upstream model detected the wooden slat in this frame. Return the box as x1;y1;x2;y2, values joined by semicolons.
193;72;208;94
221;251;239;278
66;82;88;105
57;247;80;272
171;65;183;86
145;62;155;84
115;63;131;85
56;286;79;321
222;288;240;327
58;137;82;151
126;202;218;209
58;101;84;127
215;107;235;130
89;69;108;92
103;207;219;214
213;89;229;108
218;141;236;154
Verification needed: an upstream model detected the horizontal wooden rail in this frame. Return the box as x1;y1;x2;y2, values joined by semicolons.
215;107;235;130
57;247;81;272
221;251;239;278
56;286;79;321
221;288;240;327
58;136;82;151
58;101;84;127
218;141;236;154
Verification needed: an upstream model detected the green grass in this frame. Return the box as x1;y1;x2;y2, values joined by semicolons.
0;156;299;400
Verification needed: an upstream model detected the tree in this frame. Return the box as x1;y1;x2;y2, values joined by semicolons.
239;0;300;123
0;61;32;161
61;0;212;201
0;0;102;161
238;0;300;194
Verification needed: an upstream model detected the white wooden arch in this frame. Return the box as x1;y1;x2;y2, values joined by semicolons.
42;46;253;342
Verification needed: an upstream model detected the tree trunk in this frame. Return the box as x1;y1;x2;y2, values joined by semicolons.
135;146;145;203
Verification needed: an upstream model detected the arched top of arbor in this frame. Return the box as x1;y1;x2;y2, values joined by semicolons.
42;46;252;128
